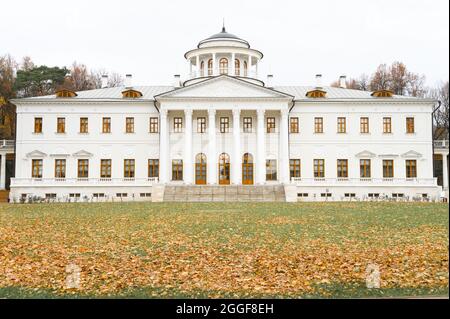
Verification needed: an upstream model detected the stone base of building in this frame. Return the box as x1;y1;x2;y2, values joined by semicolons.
8;184;444;203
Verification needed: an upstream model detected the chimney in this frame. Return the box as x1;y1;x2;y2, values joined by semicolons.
266;74;273;88
339;75;347;89
173;74;181;88
125;74;132;88
101;74;108;89
315;74;322;88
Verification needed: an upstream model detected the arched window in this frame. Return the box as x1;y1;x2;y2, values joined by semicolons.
243;61;248;77
208;59;213;76
200;61;204;77
195;153;207;184
235;59;240;76
219;58;228;74
218;153;230;185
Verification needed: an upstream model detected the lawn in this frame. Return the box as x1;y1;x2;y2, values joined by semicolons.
0;202;448;298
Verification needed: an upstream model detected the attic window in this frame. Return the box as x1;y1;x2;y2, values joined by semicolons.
371;90;394;98
306;89;327;98
55;89;77;98
122;89;143;98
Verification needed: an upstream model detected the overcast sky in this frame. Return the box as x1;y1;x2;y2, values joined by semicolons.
1;0;449;87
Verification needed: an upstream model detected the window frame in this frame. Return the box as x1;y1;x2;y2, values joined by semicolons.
266;159;277;181
125;117;134;133
243;117;252;133
360;117;369;134
54;159;66;178
406;117;415;134
100;159;112;178
149;117;159;133
337;159;348;178
290;117;299;133
219;58;228;74
34;117;43;133
314;117;323;133
31;159;43;178
406;160;417;178
77;159;89;178
172;159;183;181
383;117;392;134
148;159;159;178
383;160;394;178
197;117;206;133
360;159;371;178
173;117;183;133
57;117;65;134
314;159;325;178
337;117;346;133
289;159;301;178
124;159;135;178
266;117;276;133
102;117;111;133
79;117;88;134
220;117;229;133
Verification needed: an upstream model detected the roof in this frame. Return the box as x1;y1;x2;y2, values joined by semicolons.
198;27;249;48
19;86;173;100
274;86;416;100
14;83;427;102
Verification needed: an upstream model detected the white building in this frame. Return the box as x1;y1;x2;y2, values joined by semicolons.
8;27;447;202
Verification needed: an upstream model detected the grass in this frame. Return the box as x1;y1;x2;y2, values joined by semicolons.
0;202;448;298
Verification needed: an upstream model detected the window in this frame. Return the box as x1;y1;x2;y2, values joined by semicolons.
219;58;228;74
31;159;43;178
243;117;252;133
337;117;346;133
57;117;65;133
124;159;135;178
337;159;348;178
208;59;213;75
235;59;240;75
172;159;183;181
220;117;229;133
360;159;371;178
383;160;394;178
290;117;299;133
80;117;88;133
102;117;111;133
78;159;89;178
148;159;159;178
243;61;248;76
54;159;66;178
266;160;277;181
126;117;134;133
383;117;392;133
314;117;323;133
34;117;42;133
174;117;183;133
200;61;204;77
266;117;276;133
149;117;159;133
197;117;206;133
314;159;325;178
406;117;415;133
100;159;111;178
290;159;301;178
406;160;417;178
360;117;369;133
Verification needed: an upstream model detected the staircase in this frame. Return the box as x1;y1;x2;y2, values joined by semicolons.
0;190;9;203
163;185;286;202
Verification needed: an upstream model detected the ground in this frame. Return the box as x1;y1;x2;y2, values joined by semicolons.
0;202;448;298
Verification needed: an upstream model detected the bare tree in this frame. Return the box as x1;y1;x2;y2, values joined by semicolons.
429;81;449;139
369;64;391;91
21;56;35;71
65;62;96;91
90;69;124;89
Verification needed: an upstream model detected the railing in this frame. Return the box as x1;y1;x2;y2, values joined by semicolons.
434;140;449;149
10;177;159;187
188;69;259;80
291;177;437;186
1;139;14;148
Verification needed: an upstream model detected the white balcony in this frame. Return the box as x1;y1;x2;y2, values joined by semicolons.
0;139;14;150
290;177;438;187
10;177;159;187
434;140;449;149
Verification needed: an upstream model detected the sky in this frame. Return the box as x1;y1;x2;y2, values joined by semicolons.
1;0;449;87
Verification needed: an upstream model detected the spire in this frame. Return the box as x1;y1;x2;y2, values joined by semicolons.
222;18;226;32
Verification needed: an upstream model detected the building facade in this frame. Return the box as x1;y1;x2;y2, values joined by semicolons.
8;28;447;202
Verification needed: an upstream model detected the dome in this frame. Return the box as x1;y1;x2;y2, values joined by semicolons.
198;26;250;48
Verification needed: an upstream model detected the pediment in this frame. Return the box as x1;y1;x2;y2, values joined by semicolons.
355;150;376;158
26;150;47;158
401;150;422;158
72;150;94;157
156;75;293;99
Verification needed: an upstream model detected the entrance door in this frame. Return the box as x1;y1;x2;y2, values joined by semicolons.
195;153;207;185
218;153;230;185
242;153;254;185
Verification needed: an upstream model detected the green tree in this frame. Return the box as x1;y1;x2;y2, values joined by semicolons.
14;65;69;97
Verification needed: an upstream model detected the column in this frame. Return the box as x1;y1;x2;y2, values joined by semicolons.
0;154;6;189
184;109;193;184
255;58;259;78
232;109;241;184
256;109;266;184
248;55;252;77
159;109;168;183
231;52;235;76
279;109;290;184
208;109;217;184
212;53;216;76
443;153;449;190
196;55;200;78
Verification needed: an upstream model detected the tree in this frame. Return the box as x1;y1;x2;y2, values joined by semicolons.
330;74;370;91
63;62;96;91
429;81;449;139
369;64;391;91
14;65;69;97
90;69;124;88
0;54;18;138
